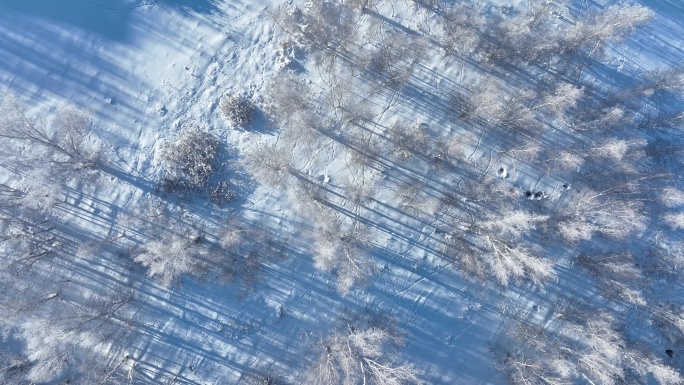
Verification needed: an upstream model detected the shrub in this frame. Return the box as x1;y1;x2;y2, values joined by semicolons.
209;180;237;205
220;94;256;128
159;128;220;194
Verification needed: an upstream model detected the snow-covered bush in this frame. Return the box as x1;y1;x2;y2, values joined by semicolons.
158;128;220;194
220;94;256;128
209;180;237;206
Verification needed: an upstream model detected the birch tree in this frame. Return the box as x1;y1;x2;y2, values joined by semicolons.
576;252;646;306
312;215;374;295
557;187;647;243
304;326;422;385
561;5;653;59
500;311;682;385
440;3;484;57
134;228;208;287
441;205;555;286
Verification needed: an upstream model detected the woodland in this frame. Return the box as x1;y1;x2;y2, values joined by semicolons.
1;0;684;384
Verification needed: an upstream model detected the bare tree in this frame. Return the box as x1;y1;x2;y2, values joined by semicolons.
661;187;684;208
561;5;653;59
0;349;30;385
360;26;427;90
267;72;322;148
571;105;629;133
664;212;684;230
312;213;374;295
244;143;293;188
0;97;103;169
0;179;54;230
480;2;564;67
386;121;429;160
432;135;469;166
638;65;684;97
557;187;647;243
304;326;422;385
134;228;207;287
481;236;553;286
441;203;555;286
267;72;313;118
440;3;484;57
0;274;136;385
0;218;57;272
13;168;64;216
552;150;585;173
342;177;374;210
652;301;684;350
532;82;584;122
499;310;682;385
335;93;375;129
241;370;286;385
645;237;684;278
576;252;646;306
459;78;507;122
271;1;359;53
346;0;378;11
460;77;537;130
0;97;105;197
393;178;440;220
590;137;646;165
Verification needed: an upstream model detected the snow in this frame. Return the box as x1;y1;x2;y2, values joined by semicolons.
1;0;684;384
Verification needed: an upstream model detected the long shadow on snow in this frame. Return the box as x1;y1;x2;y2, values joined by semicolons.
0;0;137;41
43;221;303;383
157;0;220;15
361;240;544;383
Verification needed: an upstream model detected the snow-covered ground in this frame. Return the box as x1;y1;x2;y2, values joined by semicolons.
1;0;684;384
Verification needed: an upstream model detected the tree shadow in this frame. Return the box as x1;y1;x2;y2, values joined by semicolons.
158;0;220;16
0;0;139;41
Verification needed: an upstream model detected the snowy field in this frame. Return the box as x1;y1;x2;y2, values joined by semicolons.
1;0;684;384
